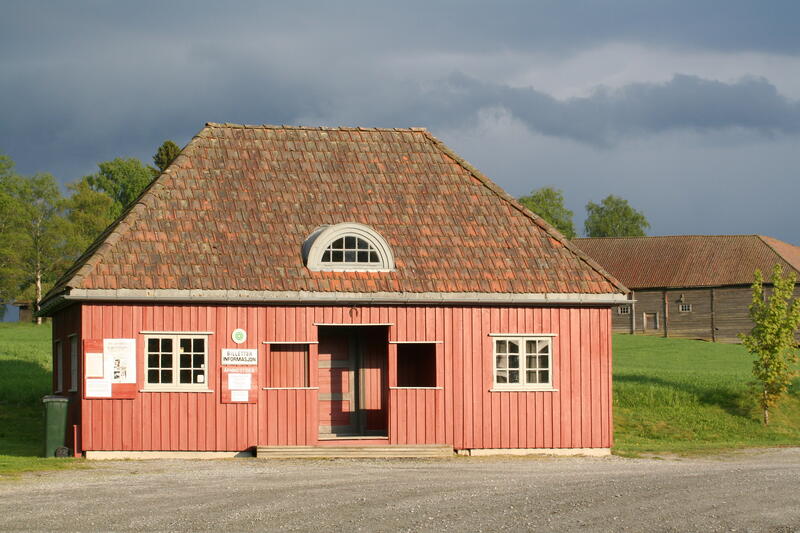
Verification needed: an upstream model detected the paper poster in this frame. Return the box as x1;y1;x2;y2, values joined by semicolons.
86;353;105;378
104;339;136;384
221;348;258;365
85;379;112;398
230;390;249;402
228;373;252;390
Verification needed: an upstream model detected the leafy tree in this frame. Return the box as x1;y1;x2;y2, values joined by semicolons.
64;179;115;253
518;187;576;239
0;155;26;305
82;157;156;218
740;265;800;425
584;195;650;237
2;172;72;324
153;140;181;173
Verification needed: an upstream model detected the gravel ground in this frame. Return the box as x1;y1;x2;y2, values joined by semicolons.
1;448;800;532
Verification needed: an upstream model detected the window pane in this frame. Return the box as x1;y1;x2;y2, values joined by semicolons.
332;250;343;262
539;355;549;368
161;338;172;352
495;355;507;369
540;342;549;354
161;370;172;383
180;354;191;368
508;341;519;354
496;340;507;353
369;251;379;262
508;355;519;369
321;250;331;262
193;339;204;352
179;370;192;384
148;354;159;368
345;236;356;248
148;338;159;352
148;369;159;383
526;370;538;384
539;370;549;383
526;340;536;353
161;354;172;367
357;251;369;262
495;370;508;383
332;238;344;248
193;354;204;367
344;250;356;262
180;339;191;353
193;370;205;384
526;355;537;369
357;238;368;249
509;370;519;383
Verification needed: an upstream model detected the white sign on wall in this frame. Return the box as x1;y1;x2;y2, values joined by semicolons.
104;338;136;384
221;348;258;365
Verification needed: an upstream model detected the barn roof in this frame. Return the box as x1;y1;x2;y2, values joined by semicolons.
42;123;627;312
574;235;800;290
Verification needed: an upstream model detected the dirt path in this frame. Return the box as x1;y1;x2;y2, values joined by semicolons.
1;448;799;532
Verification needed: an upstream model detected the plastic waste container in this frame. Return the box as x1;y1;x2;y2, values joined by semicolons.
42;395;69;457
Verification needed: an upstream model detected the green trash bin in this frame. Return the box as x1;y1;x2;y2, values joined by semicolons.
42;395;69;457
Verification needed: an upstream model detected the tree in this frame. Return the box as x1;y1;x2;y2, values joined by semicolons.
739;265;800;425
2;172;72;324
82;157;156;218
64;179;115;254
584;195;650;237
153;140;181;173
0;155;26;305
518;187;576;239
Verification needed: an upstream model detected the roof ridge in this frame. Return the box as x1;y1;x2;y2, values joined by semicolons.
419;130;629;295
205;122;428;132
41;125;213;307
575;234;762;240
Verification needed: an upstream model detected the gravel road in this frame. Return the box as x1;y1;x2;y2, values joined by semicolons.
1;448;799;532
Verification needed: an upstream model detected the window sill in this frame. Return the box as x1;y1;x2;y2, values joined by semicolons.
262;387;319;390
489;388;559;393
140;388;214;393
68;388;77;393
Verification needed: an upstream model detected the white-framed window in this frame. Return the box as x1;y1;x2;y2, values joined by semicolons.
491;335;554;390
617;305;631;315
68;335;78;392
302;222;394;271
144;334;209;391
678;303;693;313
54;340;63;393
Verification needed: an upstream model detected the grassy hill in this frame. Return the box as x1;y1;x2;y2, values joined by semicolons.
0;322;798;475
613;334;800;454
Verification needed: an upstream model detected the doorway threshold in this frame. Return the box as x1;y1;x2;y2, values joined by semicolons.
318;435;388;441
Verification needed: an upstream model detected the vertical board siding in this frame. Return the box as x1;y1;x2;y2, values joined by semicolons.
51;304;82;452
76;303;612;451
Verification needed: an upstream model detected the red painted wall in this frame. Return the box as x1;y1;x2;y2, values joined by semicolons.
50;305;82;452
63;303;612;452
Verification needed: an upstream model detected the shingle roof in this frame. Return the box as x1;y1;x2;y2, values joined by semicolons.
44;123;626;305
574;235;800;289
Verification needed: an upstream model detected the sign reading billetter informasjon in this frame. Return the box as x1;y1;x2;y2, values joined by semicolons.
221;348;258;365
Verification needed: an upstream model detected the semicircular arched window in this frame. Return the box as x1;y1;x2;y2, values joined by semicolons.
302;223;395;272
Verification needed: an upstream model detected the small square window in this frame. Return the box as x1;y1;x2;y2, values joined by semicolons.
618;305;631;315
679;303;693;313
145;334;209;390
492;336;554;390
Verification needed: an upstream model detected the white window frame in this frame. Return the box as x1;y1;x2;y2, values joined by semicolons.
490;334;556;391
302;222;395;272
68;334;78;392
678;303;693;313
617;305;631;315
143;333;210;392
54;340;63;393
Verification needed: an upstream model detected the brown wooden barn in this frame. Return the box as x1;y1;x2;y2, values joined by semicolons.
575;235;800;343
40;123;628;458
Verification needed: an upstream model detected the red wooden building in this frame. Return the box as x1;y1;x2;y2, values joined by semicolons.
41;124;628;457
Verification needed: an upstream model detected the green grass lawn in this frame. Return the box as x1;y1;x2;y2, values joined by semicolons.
613;334;800;454
0;322;82;477
0;322;798;473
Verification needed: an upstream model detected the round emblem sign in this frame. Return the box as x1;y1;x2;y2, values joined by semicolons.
231;328;247;344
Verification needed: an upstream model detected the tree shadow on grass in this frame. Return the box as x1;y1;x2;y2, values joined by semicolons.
0;359;52;457
615;373;754;419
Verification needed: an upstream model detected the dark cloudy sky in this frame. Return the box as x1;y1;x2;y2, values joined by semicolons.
2;1;799;243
